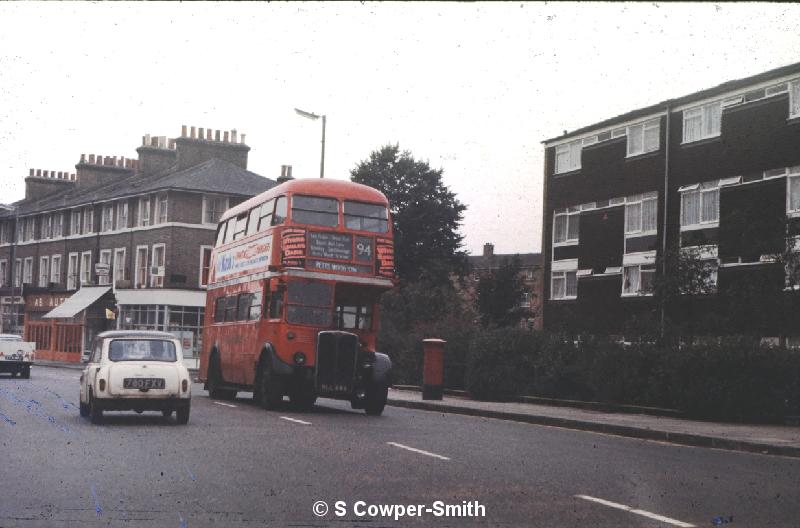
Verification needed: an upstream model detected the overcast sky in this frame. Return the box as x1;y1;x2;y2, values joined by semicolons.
1;2;799;255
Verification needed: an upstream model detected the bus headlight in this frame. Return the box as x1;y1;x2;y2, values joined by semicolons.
293;351;306;365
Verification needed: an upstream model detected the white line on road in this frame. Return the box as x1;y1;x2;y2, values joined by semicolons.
575;495;695;527
387;442;450;461
213;401;237;408
280;416;312;425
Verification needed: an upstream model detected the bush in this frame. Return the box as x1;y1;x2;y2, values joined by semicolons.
464;328;540;400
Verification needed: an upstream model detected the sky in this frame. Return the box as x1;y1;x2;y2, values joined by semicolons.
0;2;799;256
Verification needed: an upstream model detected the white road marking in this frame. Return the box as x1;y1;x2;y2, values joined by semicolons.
280;416;312;425
575;495;695;527
213;401;237;408
387;442;450;461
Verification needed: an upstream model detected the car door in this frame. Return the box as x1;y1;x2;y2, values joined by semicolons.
81;338;103;403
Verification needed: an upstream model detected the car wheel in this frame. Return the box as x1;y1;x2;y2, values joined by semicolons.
289;382;317;411
364;384;388;416
207;353;236;401
256;360;282;410
89;392;103;424
176;404;190;425
79;400;89;417
162;409;174;418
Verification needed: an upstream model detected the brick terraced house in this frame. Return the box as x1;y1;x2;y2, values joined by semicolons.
541;62;800;343
0;126;275;361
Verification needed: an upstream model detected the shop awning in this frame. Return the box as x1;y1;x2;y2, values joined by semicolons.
42;286;112;319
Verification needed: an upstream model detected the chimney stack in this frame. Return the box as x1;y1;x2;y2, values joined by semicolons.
174;124;249;170
483;243;494;258
277;165;294;184
25;166;77;200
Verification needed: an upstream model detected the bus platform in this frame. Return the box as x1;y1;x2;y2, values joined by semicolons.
386;387;800;459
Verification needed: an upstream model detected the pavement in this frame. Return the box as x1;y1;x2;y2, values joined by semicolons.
32;359;800;458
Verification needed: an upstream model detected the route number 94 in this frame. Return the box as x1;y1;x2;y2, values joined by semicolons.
356;242;372;258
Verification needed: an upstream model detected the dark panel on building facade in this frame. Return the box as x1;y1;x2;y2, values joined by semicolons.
553;244;579;261
625;234;658;253
578;207;624;273
719;178;785;262
577;275;623;334
680;228;718;247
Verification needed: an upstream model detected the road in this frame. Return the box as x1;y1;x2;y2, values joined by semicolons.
0;366;798;527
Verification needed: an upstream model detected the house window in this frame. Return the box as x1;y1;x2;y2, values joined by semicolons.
622;264;655;296
790;80;800;119
150;244;165;288
135;246;149;288
520;291;532;308
203;195;229;224
680;182;719;228
24;217;35;241
15;220;23;243
555;140;582;174
102;204;114;232
553;207;581;245
80;251;92;285
67;253;79;289
156;194;168;224
625;192;658;235
0;222;10;244
83;207;94;235
627;119;660;157
789;171;800;213
23;257;33;285
683;101;722;143
200;246;212;287
98;249;112;286
52;213;63;238
551;270;577;299
138;196;152;227
70;209;81;236
13;258;21;287
38;256;50;287
41;214;52;239
116;201;129;230
113;248;126;285
51;255;62;284
0;260;6;287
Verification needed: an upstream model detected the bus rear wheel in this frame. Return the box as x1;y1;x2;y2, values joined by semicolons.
256;361;282;410
207;353;236;401
364;384;388;416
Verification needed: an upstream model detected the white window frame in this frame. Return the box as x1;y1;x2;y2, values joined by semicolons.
552;207;581;246
82;207;94;235
113;248;126;285
790;79;800;120
38;256;50;287
50;254;62;285
520;291;532;308
24;217;35;241
0;259;6;287
626;119;660;157
116;201;129;230
682;101;722;143
101;204;114;232
67;253;79;290
22;257;33;285
680;181;720;230
41;214;52;239
787;168;800;215
80;251;92;285
202;195;229;224
52;213;63;238
15;220;23;243
134;245;149;289
138;196;152;227
554;139;582;174
551;270;578;300
622;264;655;297
156;193;168;224
70;209;81;236
13;258;22;287
199;245;213;287
625;192;658;235
150;243;166;288
98;249;112;286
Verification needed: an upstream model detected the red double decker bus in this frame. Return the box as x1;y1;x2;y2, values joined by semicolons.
199;178;395;415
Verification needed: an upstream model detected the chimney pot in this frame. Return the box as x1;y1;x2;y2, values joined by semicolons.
483;243;494;258
190;126;196;139
231;129;238;142
215;130;221;142
29;168;34;177
71;174;76;181
88;154;95;164
181;125;187;137
223;131;229;143
198;127;204;139
240;133;246;144
80;154;86;163
206;129;212;140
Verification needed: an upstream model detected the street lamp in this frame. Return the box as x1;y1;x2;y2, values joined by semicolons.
294;107;326;179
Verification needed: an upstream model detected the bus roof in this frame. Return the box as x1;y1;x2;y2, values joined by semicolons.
221;178;389;222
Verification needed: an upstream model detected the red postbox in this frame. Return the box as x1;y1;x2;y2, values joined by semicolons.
422;338;446;400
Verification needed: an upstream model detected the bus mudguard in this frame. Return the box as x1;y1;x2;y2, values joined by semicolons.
371;352;392;386
261;343;294;377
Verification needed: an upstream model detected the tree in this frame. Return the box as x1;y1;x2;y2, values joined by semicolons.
350;144;467;283
475;256;527;327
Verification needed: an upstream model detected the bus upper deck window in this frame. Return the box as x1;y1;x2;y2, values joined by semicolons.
272;196;287;226
215;222;227;246
344;201;389;233
233;213;248;240
222;217;236;245
246;207;260;237
257;199;275;231
291;195;338;227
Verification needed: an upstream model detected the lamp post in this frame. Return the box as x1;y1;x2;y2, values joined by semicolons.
294;107;326;179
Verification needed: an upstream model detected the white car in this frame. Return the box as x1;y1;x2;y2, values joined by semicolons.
79;330;192;424
0;334;35;378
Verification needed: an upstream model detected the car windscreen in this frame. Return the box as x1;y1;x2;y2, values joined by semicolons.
108;339;178;362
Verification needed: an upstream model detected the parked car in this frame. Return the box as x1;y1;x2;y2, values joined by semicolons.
79;330;192;424
0;334;35;378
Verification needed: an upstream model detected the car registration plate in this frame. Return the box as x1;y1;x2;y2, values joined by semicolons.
123;378;165;390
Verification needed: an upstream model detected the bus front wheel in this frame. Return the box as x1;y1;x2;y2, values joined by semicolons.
289;382;317;411
256;361;282;410
364;384;388;416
